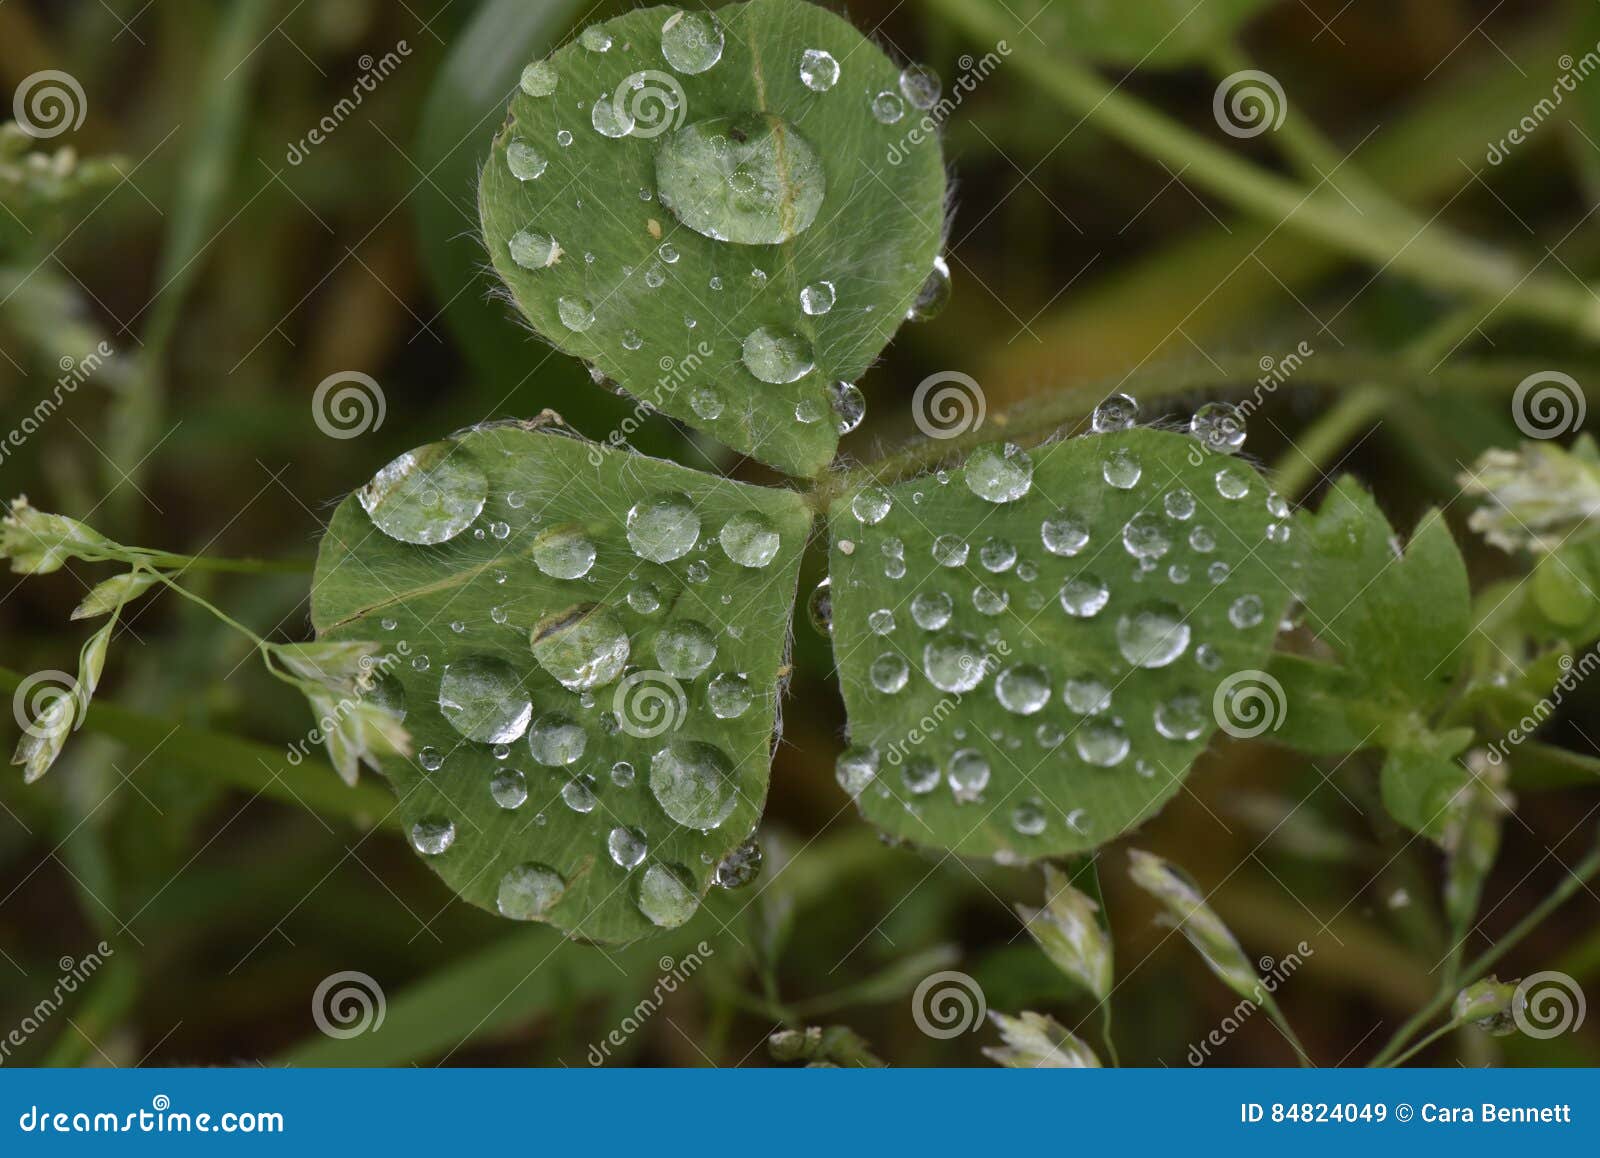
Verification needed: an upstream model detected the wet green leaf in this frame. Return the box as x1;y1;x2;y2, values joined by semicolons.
826;429;1298;858
311;418;810;943
478;0;946;475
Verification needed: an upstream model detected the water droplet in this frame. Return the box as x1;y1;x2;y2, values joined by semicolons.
578;24;612;52
410;817;455;856
532;524;597;579
1228;593;1265;628
719;511;781;568
1191;401;1247;453
742;326;815;383
561;776;597;813
1266;492;1291;519
1189;526;1216;553
869;652;910;693
1063;674;1112;715
899;64;941;109
655;620;718;679
359;442;487;545
799;48;840;91
557;295;596;332
866;608;896;635
520;60;558;97
1075;720;1129;767
808;577;833;634
656;114;825;244
637;864;699;927
1116;602;1191;668
628;582;662;615
906;256;951;321
1207;560;1230;584
1041;516;1089;556
1215;466;1251;500
627;492;701;562
829;381;865;434
1122;512;1171;560
1266;522;1291;544
438;656;532;743
932;534;969;567
707;672;753;718
964;442;1033;503
800;280;836;315
650;739;737;829
972;584;1008;615
995;663;1051;715
660;10;724;74
835;744;878;795
1092;393;1139;432
418;746;443;772
901;756;939;795
851;486;892;525
687;385;724;421
531;605;630;690
947;748;990;801
1154;693;1205;740
507;140;549;181
911;590;954;630
608;826;648;869
871;90;905;124
611;760;637;787
528;712;587;766
1012;800;1047;836
490;768;528;809
1102;447;1141;489
621;329;643;351
924;631;989;693
492;863;565;921
714;838;762;888
1059;574;1109;618
556;129;573;147
980;537;1017;572
1195;643;1222;671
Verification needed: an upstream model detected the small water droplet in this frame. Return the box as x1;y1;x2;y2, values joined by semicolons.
1092;393;1139;433
799;48;840;91
910;590;954;630
1102;447;1142;489
1191;401;1247;453
1116;602;1191;668
742;326;815;383
1075;720;1129;767
627;492;701;562
947;748;990;801
557;295;595;331
964;442;1033;503
490;768;528;809
1228;593;1265;628
410;817;455;856
1059;574;1109;618
660;10;724;74
1041;516;1089;557
578;24;612;52
899;64;941;110
520;60;558;97
906;256;951;321
719;511;780;567
707;672;753;718
528;712;587;766
871;90;905;124
507;140;549;181
869;652;910;694
924;631;988;693
995;663;1051;715
608;826;648;869
800;280;836;315
655;620;718;678
851;486;892;525
638;863;699;927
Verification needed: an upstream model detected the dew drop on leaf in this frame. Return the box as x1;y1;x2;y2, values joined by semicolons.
637;863;699;927
1059;574;1110;618
578;24;612;52
661;10;725;74
654;620;718;679
532;525;597;579
520;60;557;97
901;756;939;795
964;442;1033;503
490;767;528;809
947;748;990;801
531;605;630;690
899;64;941;110
650;739;737;829
626;491;701;562
995;663;1051;715
506;140;548;181
1074;720;1130;767
557;295;595;331
714;837;762;888
655;114;825;244
906;255;951;321
608;826;648;869
869;652;910;693
707;672;753;718
528;711;587;766
924;630;988;693
410;817;456;856
742;326;816;384
910;590;954;630
799;47;840;91
438;655;533;743
719;511;781;567
1092;392;1139;433
871;91;905;123
358;442;487;546
1116;602;1191;668
800;279;836;315
1102;447;1142;489
497;863;565;919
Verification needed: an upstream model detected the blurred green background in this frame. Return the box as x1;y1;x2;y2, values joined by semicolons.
2;0;1599;1067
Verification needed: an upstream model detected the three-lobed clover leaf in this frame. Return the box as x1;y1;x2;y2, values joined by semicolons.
311;419;810;943
826;428;1300;859
478;0;947;477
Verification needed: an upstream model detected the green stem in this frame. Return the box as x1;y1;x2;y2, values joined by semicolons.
131;550;313;574
1272;386;1388;499
927;0;1600;341
1369;837;1600;1065
1383;1018;1464;1068
1098;1000;1121;1067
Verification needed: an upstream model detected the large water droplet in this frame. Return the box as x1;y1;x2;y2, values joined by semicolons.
899;64;941;110
800;280;836;315
532;524;597;579
359;442;487;546
799;48;840;91
508;228;559;270
995;663;1051;715
707;672;753;718
490;767;528;809
851;486;892;525
1059;574;1109;618
742;326;815;383
650;739;737;829
1063;674;1112;715
1075;720;1129;767
1191;401;1246;453
531;605;630;690
497;863;565;919
964;442;1033;503
1092;393;1139;432
627;492;701;562
910;590;953;630
660;10;724;74
869;652;910;693
1122;512;1171;560
1154;692;1205;740
924;631;988;693
947;748;990;801
654;620;718;679
1116;602;1191;668
528;711;587;766
438;655;532;743
836;744;878;795
410;817;455;855
591;91;635;138
1102;447;1141;489
557;295;595;332
608;826;648;869
578;24;612;52
655;114;825;244
1041;516;1089;557
719;511;780;567
714;838;762;888
638;863;699;927
506;140;548;181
